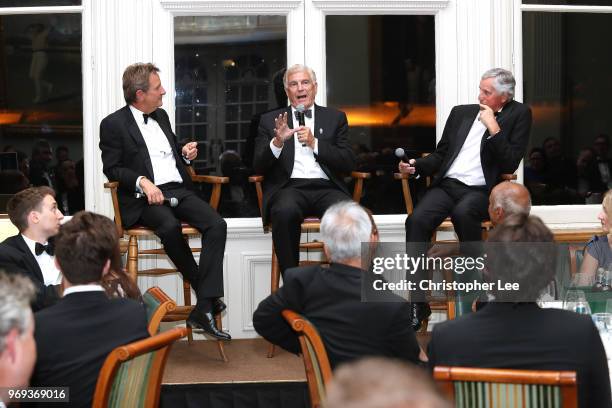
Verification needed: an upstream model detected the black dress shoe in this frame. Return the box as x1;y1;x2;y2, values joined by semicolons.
187;309;231;341
213;298;227;315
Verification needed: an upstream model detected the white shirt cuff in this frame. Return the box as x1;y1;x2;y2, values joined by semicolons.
136;176;144;193
270;138;282;158
313;138;319;154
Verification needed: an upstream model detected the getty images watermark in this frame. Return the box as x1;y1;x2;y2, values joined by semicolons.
361;241;562;303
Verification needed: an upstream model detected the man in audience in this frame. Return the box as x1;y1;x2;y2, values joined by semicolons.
253;201;421;368
30;211;149;408
0;186;63;311
0;273;37;407
324;358;450;408
253;64;355;275
487;181;531;226
29;139;55;189
428;215;611;408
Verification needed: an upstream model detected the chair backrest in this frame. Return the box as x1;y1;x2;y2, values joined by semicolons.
282;309;332;408
143;286;176;335
92;327;187;408
433;366;578;408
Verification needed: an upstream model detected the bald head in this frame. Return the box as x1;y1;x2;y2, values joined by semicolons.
488;182;531;226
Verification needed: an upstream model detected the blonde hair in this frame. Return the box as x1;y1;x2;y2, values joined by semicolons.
603;190;612;234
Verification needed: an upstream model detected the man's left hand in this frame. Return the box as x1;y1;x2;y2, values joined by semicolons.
296;126;315;149
182;141;198;160
479;104;501;136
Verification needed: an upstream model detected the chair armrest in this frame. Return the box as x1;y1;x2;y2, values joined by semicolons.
104;181;119;188
190;175;230;184
351;171;371;180
104;181;124;235
393;172;410;180
350;171;371;202
248;175;264;183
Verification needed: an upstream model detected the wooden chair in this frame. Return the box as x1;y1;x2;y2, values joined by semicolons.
143;286;176;335
433;366;578;408
282;309;332;408
92;326;188;408
104;167;228;362
249;171;370;357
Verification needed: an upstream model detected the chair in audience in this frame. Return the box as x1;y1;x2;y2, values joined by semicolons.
143;286;176;335
105;167;228;361
250;171;370;357
568;244;585;277
282;309;332;408
433;366;578;408
92;326;188;408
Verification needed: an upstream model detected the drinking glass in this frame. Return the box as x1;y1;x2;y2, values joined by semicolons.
564;289;591;315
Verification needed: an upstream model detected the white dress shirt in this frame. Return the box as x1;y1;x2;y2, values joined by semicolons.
269;106;328;180
21;234;61;286
129;105;183;187
444;114;487;186
63;284;105;296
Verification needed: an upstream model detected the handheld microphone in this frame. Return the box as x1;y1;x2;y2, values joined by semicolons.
296;104;307;146
134;192;179;208
394;147;411;163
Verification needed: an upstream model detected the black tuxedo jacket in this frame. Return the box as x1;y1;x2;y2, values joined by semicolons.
253;263;421;368
31;291;149;408
253;105;355;224
428;303;611;408
99;106;193;227
414;100;531;190
0;234;59;311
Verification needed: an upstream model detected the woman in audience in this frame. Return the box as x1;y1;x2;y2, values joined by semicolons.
579;189;612;278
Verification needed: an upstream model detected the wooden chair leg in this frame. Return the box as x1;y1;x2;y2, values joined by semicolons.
268;244;280;358
127;235;139;282
183;280;193;344
215;314;228;362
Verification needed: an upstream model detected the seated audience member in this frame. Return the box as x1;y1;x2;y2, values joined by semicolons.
55;159;85;215
30;211;149;408
0;187;63;311
253;201;421;368
428;215;611;408
324;358;450;408
29;139;55;189
580;189;612;278
0;273;37;407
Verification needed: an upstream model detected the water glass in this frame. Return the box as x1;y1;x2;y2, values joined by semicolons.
564;290;591;315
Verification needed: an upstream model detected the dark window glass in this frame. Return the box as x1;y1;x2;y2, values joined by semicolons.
0;13;83;215
326;15;436;214
0;0;80;6
174;16;286;217
522;12;612;205
523;0;612;5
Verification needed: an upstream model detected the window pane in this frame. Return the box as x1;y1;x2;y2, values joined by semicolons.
0;14;83;215
523;0;612;5
174;15;286;217
522;12;612;205
326;15;436;214
0;0;81;6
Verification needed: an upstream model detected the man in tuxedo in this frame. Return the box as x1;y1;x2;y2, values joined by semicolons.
99;63;229;340
253;64;355;274
0;186;63;311
0;273;37;407
30;211;149;408
428;215;611;408
253;201;421;368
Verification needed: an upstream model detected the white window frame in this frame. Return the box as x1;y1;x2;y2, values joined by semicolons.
513;0;612;227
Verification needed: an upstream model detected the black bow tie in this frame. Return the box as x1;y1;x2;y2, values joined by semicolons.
294;109;312;120
143;110;158;124
35;242;54;256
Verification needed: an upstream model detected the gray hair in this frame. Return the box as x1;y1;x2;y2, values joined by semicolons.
0;272;35;353
320;201;372;263
325;357;450;408
283;64;317;89
492;184;531;217
482;68;515;100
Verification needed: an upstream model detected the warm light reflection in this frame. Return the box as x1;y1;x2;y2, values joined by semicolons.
0;112;22;125
341;101;584;128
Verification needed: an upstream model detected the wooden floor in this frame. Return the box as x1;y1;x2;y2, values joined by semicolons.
163;335;432;385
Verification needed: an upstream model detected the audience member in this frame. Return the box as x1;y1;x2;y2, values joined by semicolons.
55;158;85;215
0;186;62;311
579;189;612;278
541;137;578;203
324;358;450;408
253;201;421;368
29;139;55;189
253;64;355;275
30;211;149;408
428;214;611;408
594;134;612;190
0;273;36;406
574;147;606;202
487;181;531;225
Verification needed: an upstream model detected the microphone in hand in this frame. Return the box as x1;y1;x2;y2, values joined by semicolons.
395;147;417;176
134;192;179;207
296;104;307;146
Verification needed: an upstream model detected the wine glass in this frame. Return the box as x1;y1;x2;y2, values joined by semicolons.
564;289;591;315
